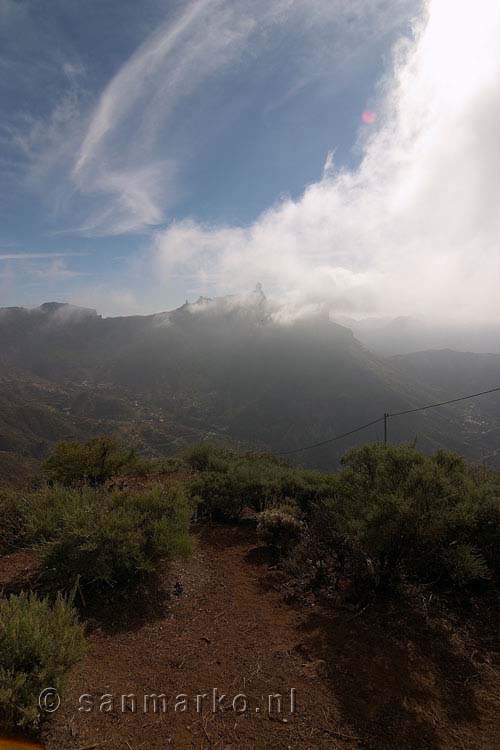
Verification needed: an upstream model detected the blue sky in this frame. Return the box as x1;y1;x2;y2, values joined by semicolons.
2;0;500;322
0;0;417;312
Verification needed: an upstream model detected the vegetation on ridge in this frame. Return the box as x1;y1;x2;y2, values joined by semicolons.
1;438;500;737
183;442;500;592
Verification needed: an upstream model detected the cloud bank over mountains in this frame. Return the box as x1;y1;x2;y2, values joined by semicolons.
152;0;500;323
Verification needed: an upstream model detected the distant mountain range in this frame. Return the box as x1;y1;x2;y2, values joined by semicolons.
335;314;500;356
1;295;500;478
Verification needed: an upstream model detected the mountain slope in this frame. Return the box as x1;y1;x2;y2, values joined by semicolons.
336;315;500;356
392;349;500;463
0;298;499;472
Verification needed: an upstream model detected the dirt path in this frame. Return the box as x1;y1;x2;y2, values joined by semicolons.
41;524;500;750
42;525;347;749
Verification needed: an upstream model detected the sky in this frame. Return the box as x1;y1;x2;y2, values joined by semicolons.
1;0;499;321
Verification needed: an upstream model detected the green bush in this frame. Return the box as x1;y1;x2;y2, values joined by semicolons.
191;466;279;519
442;543;490;587
43;485;192;595
310;444;500;593
257;505;303;556
187;444;340;520
182;443;225;472
0;592;86;729
474;491;500;573
0;489;27;551
0;486;97;552
43;437;138;486
23;486;98;544
278;470;340;514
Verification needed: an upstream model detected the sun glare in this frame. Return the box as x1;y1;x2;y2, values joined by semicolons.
420;0;500;106
362;111;377;124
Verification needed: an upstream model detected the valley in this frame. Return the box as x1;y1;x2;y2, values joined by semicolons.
2;298;500;475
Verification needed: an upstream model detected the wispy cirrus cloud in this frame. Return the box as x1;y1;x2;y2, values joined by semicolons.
71;0;257;235
0;251;92;306
71;0;416;236
0;0;25;25
0;40;87;217
28;257;92;281
0;252;85;260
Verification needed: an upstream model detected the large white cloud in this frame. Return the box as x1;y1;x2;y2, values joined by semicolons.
153;0;500;323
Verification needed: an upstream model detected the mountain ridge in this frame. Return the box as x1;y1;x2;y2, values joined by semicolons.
1;297;500;474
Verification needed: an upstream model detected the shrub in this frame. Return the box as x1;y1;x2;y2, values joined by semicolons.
473;491;500;573
0;592;86;729
0;489;27;551
182;443;221;472
43;485;192;595
187;445;340;520
191;466;281;520
43;437;138;486
0;486;97;552
23;486;98;544
278;471;340;514
257;505;303;556
442;543;490;587
308;444;500;594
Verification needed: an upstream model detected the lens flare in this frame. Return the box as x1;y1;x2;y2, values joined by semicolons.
362;111;377;124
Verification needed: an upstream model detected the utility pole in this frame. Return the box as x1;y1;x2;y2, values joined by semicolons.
383;412;389;446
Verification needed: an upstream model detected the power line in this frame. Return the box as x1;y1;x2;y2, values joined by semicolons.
139;384;500;457
387;385;500;418
275;417;384;455
275;385;500;455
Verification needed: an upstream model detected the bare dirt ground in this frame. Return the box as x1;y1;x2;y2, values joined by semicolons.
3;525;500;749
0;547;43;593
